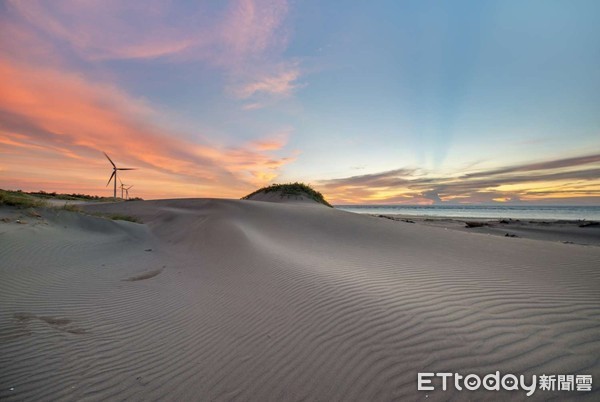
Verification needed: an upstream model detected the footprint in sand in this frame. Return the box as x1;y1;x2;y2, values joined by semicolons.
13;313;86;335
122;268;163;282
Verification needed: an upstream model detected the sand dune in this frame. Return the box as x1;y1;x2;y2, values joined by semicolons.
1;199;599;400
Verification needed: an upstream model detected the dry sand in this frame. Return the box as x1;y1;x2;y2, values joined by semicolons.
1;198;599;401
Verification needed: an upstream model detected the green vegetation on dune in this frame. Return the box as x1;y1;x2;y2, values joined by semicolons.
0;190;48;208
60;204;141;223
1;189;144;204
242;182;333;207
60;205;141;223
1;189;142;223
28;190;127;202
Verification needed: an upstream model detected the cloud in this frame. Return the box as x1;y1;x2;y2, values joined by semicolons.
6;0;198;61
462;154;600;179
242;102;266;111
249;130;291;151
8;0;292;67
421;190;442;203
235;67;300;99
320;168;418;188
231;60;303;109
317;154;600;204
4;0;297;105
0;0;299;198
5;0;288;63
219;0;289;63
0;57;295;197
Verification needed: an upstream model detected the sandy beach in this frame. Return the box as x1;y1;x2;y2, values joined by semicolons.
373;215;600;246
3;0;599;399
1;198;599;401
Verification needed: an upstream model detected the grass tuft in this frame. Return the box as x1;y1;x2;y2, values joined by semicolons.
86;211;142;223
105;214;142;223
61;204;82;212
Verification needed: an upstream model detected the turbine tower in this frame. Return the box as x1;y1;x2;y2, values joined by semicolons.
104;152;136;199
118;178;130;199
118;177;133;200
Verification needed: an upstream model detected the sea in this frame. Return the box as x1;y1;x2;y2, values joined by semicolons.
335;205;600;221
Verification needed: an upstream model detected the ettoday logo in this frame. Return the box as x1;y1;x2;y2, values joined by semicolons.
418;372;593;396
418;372;537;396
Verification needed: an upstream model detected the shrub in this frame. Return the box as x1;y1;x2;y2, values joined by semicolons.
242;182;332;207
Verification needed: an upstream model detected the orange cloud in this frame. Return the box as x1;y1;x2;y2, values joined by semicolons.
317;157;600;205
4;0;298;109
0;0;302;199
0;56;295;198
249;130;291;151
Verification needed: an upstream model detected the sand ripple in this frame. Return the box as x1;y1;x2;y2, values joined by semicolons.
1;200;599;400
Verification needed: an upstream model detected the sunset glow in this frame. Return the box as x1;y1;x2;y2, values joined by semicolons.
1;0;599;204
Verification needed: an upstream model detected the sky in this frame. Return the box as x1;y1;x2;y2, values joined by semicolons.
1;0;599;204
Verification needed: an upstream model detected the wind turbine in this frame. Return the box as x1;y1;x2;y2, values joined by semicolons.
118;177;134;200
118;177;129;199
104;152;136;199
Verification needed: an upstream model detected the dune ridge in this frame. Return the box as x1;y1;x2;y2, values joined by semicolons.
1;199;599;400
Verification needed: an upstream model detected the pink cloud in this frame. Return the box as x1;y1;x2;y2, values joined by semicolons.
220;0;289;63
248;129;291;151
7;0;202;61
5;0;298;107
242;102;266;111
235;68;301;99
0;0;301;198
0;56;295;198
6;0;290;64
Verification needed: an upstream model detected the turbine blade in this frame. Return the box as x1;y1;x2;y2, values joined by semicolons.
106;171;116;186
127;185;133;190
103;152;116;168
119;177;123;185
117;168;137;170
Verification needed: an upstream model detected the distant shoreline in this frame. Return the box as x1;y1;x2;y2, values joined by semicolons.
336;204;600;221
